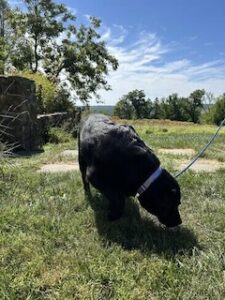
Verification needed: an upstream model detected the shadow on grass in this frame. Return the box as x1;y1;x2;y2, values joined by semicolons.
14;149;44;157
87;191;199;257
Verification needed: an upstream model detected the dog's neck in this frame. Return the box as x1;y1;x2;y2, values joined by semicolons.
124;150;160;197
135;166;162;197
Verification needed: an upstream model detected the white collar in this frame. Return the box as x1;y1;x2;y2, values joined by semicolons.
136;167;162;197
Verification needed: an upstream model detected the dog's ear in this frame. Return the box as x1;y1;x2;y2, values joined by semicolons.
128;143;160;167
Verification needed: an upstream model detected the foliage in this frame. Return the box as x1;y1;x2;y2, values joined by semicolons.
155;90;205;123
125;90;151;119
16;71;75;113
50;88;76;113
149;97;162;119
114;89;206;123
114;90;152;119
18;71;56;113
202;94;225;125
4;0;118;103
113;98;135;119
185;89;205;123
0;0;11;74
158;94;188;121
48;127;73;144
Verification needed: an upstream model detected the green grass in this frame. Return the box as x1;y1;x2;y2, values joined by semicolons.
0;120;225;299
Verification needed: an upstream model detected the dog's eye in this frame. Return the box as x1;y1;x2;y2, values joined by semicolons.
171;189;177;194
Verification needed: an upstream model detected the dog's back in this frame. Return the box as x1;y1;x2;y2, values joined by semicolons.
79;114;114;140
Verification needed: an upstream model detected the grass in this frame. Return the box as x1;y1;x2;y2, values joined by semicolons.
0;120;225;299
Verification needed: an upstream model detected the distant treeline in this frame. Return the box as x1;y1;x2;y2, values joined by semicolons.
90;106;114;116
113;89;225;125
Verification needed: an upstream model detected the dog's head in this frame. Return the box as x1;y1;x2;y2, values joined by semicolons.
138;169;182;227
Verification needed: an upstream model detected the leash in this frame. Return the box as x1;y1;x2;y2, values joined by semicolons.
174;117;225;178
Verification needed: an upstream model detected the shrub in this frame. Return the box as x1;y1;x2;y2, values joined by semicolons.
201;95;225;125
114;98;135;119
13;71;75;113
48;127;73;144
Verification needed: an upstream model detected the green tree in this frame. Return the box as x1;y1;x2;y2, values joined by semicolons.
164;94;181;120
0;0;10;74
113;98;135;119
158;90;205;123
163;94;190;121
115;90;151;119
16;71;75;113
203;94;225;125
7;0;118;103
185;89;205;123
126;90;148;118
151;98;162;119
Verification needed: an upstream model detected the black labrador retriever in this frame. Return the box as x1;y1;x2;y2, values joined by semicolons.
78;114;182;227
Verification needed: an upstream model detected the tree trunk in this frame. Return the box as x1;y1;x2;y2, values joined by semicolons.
0;5;5;74
33;36;38;73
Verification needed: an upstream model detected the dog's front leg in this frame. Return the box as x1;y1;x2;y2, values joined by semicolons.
104;191;125;221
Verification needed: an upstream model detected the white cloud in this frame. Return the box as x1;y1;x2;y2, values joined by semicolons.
100;24;128;46
90;29;225;105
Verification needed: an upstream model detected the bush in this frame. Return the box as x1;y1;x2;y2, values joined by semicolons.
201;95;225;125
13;71;75;113
14;71;56;113
114;98;135;119
48;127;73;144
114;90;152;119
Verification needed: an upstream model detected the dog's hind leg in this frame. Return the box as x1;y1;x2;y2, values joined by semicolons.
78;156;91;196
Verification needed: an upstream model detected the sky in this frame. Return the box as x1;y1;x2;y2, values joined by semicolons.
67;0;225;105
11;0;225;105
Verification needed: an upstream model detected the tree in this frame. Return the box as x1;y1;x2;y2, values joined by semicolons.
151;98;162;119
203;94;225;125
113;98;135;119
0;0;10;74
7;0;118;103
15;71;75;113
126;90;149;118
114;90;152;119
202;91;215;112
163;94;182;120
185;89;205;123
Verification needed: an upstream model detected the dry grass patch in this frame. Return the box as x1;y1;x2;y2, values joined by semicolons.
38;163;79;173
178;158;225;172
158;148;196;156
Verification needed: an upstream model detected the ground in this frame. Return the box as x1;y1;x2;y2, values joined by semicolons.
0;119;225;300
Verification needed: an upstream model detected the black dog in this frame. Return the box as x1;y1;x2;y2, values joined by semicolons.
78;114;182;227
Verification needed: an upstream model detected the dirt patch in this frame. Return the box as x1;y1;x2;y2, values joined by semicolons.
178;159;225;172
38;163;79;173
158;148;196;156
60;150;78;158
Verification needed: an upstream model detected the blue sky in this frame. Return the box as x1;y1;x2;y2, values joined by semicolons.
12;0;225;105
67;0;225;105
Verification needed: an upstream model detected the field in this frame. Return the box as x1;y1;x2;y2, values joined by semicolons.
0;119;225;300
